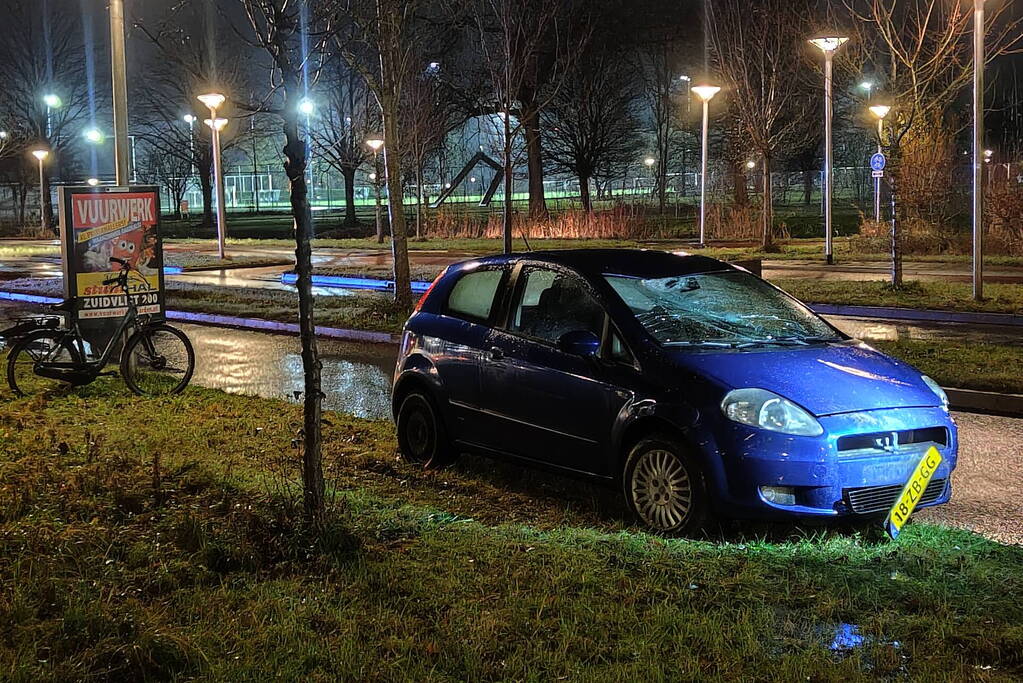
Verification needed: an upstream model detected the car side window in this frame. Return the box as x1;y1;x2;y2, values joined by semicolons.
445;269;504;323
509;267;605;344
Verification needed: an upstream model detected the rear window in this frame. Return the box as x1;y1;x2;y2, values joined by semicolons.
445;269;503;322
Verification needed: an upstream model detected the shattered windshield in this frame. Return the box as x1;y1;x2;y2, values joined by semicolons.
604;270;842;349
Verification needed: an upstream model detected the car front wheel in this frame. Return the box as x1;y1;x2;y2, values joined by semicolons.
396;391;453;468
623;434;709;535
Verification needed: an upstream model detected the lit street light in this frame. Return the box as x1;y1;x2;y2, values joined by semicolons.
810;35;849;265
184;114;197;179
859;81;873;99
973;0;986;300
692;84;721;247
31;149;49;233
43;93;62;138
869;104;891;222
198;92;228;259
83;128;139;183
366;136;385;243
87;178;100;187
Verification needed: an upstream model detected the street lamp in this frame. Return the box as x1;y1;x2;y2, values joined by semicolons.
42;93;62;138
31;149;49;233
692;84;721;247
184;114;197;179
809;35;849;265
869;104;891;222
973;0;986;300
198;92;228;259
298;99;316;203
859;81;873;99
366;137;385;243
87;178;100;187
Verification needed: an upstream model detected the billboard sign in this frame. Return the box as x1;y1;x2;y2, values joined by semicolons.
58;186;165;352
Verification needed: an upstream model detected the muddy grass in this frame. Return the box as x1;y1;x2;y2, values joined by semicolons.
0;381;1021;680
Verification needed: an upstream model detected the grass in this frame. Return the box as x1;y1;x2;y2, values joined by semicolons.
774;279;1023;316
164;254;292;271
874;338;1023;395
0;380;1021;680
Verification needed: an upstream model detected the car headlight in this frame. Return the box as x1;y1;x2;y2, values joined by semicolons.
721;388;823;436
921;375;949;410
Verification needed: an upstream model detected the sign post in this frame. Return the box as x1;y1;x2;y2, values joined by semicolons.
57;185;165;354
870;153;886;220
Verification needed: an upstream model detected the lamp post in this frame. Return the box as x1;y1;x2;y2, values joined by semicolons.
31;149;49;233
973;0;986;300
869;104;891;222
85;128;138;183
183;114;197;179
366;137;385;243
691;85;721;247
198;91;228;259
109;0;130;185
43;94;61;139
809;36;849;265
859;81;873;100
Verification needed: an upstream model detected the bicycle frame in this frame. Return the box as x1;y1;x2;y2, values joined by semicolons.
33;268;150;374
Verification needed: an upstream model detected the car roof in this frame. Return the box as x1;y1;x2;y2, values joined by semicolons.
470;248;738;279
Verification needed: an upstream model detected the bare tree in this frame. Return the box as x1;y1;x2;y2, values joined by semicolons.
543;51;642;212
467;0;591;249
135;6;250;230
400;67;465;238
708;0;817;250
310;59;377;228
139;148;193;219
844;0;1022;284
0;0;91;230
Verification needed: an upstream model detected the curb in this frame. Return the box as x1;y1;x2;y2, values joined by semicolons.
946;388;1023;417
809;303;1023;327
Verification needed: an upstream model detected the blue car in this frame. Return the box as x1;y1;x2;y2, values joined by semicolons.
392;249;957;533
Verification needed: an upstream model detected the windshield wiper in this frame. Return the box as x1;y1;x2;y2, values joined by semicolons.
732;335;842;348
662;340;737;349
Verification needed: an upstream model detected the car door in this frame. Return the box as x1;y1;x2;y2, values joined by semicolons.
430;265;509;447
476;264;627;477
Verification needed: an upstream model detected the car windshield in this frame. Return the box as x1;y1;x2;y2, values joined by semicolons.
604;270;842;348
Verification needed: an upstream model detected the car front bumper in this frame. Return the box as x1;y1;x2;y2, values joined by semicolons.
702;406;958;520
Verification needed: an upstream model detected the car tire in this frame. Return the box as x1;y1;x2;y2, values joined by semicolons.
396;391;454;468
623;433;710;535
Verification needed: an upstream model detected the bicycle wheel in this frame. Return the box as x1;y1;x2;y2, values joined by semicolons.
6;330;80;397
120;324;195;396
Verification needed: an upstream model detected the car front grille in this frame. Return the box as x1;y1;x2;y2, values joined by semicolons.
836;427;948;456
843;478;948;515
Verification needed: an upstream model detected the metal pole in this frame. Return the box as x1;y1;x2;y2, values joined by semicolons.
129;135;137;183
38;158;46;233
109;0;130;185
824;50;835;265
699;98;709;246
211;124;227;260
374;151;382;243
874;118;882;222
251;117;260;213
973;0;985;300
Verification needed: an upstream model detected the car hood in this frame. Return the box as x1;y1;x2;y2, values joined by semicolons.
669;342;941;416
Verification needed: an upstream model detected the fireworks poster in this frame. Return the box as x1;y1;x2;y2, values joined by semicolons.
58;186;165;352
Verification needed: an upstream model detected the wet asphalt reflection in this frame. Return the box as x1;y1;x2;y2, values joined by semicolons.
175;323;398;419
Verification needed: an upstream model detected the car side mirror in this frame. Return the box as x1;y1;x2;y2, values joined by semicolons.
556;330;600;357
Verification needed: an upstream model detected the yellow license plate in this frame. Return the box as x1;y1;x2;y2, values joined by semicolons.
885;446;943;539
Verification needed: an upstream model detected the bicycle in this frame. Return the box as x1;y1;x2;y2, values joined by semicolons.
5;256;195;397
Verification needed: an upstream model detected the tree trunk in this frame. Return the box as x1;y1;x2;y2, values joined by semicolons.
503;108;513;253
283;102;325;523
416;160;424;240
731;162;748;206
198;166;214;229
761;156;774;251
342;167;358;226
378;0;413;307
579;173;592;213
890;143;902;286
521;87;547;220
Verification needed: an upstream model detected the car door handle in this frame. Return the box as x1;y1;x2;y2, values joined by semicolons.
487;346;504;361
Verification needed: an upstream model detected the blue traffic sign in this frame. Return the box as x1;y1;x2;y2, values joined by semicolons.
870;152;886;171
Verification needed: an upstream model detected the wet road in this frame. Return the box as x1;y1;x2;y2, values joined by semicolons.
1;300;1020;544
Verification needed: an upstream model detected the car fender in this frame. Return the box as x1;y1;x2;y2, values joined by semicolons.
391;352;447;420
